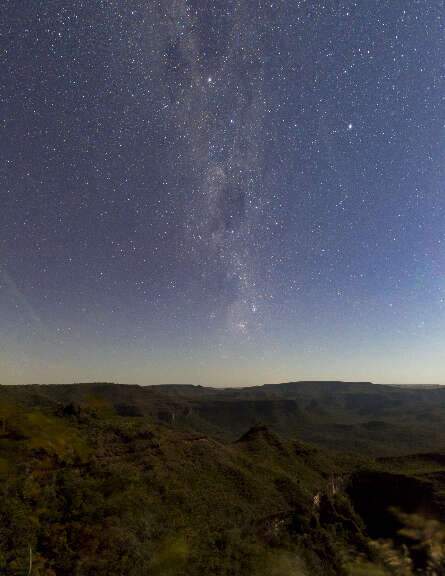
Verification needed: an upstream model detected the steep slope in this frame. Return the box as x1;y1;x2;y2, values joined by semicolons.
0;390;444;575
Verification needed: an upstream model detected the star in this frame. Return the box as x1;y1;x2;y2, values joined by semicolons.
0;0;442;386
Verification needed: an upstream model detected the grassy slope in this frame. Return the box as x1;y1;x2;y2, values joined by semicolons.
0;383;444;574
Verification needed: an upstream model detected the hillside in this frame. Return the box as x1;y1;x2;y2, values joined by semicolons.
0;381;444;574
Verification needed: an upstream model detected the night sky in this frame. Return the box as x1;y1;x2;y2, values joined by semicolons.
1;1;444;386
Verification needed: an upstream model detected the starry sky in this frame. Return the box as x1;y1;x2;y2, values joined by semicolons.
1;1;444;386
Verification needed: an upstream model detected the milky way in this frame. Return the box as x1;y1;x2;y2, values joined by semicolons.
1;1;444;385
164;1;271;336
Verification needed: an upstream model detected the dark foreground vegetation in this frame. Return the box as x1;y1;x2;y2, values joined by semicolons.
1;381;444;575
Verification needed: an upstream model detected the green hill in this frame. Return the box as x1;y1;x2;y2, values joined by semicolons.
0;381;444;574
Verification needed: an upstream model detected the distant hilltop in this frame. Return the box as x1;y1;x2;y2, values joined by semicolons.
1;379;445;456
